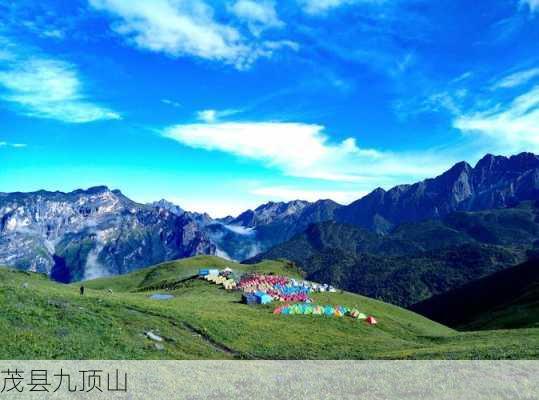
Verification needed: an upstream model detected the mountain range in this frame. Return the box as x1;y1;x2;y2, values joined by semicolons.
335;152;539;233
0;187;214;282
1;152;539;297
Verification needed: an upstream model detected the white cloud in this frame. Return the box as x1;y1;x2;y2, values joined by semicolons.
196;108;240;122
161;98;182;108
262;40;300;52
250;186;364;204
229;0;284;35
90;0;247;66
299;0;352;14
0;141;27;148
41;29;65;39
454;85;539;153
451;71;473;84
163;121;455;183
521;0;539;12
89;0;291;69
222;224;256;235
197;109;218;123
492;67;539;89
0;58;120;123
298;0;383;15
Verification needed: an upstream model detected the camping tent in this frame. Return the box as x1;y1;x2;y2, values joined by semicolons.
366;316;377;325
324;306;335;316
255;291;273;305
243;293;258;305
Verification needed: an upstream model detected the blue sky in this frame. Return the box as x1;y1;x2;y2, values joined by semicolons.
1;0;538;217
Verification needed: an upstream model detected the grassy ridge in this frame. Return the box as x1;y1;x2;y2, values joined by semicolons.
410;259;539;330
1;256;538;360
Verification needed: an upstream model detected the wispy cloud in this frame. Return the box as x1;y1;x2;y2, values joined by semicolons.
229;0;284;35
161;98;182;108
298;0;385;15
492;67;539;89
163;121;456;184
521;0;539;13
454;85;539;153
298;0;354;15
89;0;293;69
0;43;120;124
0;141;27;148
196;109;241;123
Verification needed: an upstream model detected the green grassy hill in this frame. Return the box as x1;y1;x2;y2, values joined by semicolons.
410;259;539;331
1;256;538;360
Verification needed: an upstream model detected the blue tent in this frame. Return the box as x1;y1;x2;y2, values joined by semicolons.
255;291;273;305
243;293;258;305
324;306;335;316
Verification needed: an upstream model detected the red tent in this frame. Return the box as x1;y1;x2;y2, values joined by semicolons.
366;316;378;325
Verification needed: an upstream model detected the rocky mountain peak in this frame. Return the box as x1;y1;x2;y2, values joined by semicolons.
150;199;184;216
0;188;215;281
336;152;539;233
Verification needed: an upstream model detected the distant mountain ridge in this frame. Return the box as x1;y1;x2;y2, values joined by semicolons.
335;152;539;233
1;152;539;282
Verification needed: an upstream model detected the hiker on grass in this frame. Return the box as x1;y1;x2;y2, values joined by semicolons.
80;285;85;296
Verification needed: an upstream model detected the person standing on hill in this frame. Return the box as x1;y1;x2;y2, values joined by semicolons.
80;285;85;296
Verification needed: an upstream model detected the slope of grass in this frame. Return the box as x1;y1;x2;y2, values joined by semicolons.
410;259;539;330
1;257;538;360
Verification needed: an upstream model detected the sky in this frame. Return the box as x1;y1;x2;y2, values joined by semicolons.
0;0;538;217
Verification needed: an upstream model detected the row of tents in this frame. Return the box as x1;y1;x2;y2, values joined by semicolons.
273;304;377;324
204;274;237;290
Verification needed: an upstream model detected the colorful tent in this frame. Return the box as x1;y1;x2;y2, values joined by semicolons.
323;306;335;316
366;316;378;325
